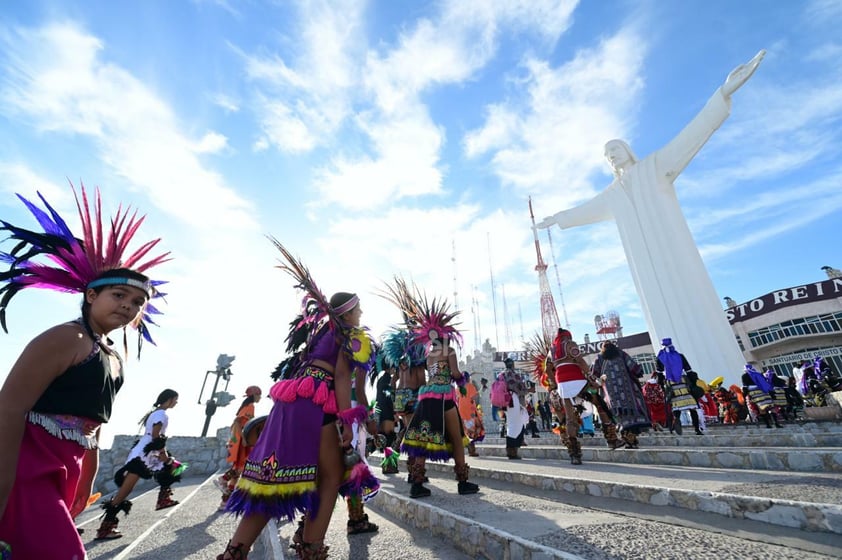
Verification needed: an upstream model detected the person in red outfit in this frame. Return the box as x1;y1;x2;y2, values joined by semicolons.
642;373;668;431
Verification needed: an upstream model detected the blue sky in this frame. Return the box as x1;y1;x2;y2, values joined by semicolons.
1;0;841;444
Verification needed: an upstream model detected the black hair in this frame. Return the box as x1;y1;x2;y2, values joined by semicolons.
272;292;358;382
600;341;620;360
81;268;150;312
80;267;151;353
329;292;357;311
139;388;178;426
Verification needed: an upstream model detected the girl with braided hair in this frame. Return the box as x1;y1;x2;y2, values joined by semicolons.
96;389;185;539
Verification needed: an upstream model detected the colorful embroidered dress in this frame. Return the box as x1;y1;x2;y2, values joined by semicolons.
226;327;374;522
401;359;468;462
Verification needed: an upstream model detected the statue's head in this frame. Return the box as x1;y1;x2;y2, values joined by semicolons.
604;139;637;177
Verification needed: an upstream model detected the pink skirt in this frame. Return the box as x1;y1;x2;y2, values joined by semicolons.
0;422;86;558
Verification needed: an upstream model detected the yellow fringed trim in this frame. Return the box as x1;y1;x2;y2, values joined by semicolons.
403;436;469;455
404;441;451;453
236;477;316;498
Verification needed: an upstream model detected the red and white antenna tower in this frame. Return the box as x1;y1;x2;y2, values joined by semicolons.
528;197;562;339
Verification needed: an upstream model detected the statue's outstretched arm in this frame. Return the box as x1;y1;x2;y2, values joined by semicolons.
536;190;611;230
659;50;765;178
722;50;765;98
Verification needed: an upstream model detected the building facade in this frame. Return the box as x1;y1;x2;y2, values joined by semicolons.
578;276;842;385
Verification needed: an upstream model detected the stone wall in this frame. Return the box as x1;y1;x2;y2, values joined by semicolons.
93;427;230;495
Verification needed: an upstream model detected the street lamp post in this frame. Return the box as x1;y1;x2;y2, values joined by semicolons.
198;353;237;437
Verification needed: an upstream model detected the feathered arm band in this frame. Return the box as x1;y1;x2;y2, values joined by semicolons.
337;405;368;426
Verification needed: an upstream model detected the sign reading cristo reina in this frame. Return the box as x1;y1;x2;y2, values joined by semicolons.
726;278;842;324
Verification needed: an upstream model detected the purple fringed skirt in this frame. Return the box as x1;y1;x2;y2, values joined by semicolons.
225;366;336;523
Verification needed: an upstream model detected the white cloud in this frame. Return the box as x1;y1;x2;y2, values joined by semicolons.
254;98;318;153
211;93;240;113
0;22;256;230
0;162;67;204
242;0;365;153
694;170;842;260
312;107;445;208
464;27;647;202
805;0;842;25
241;0;580;211
193;131;229;154
363;0;578;114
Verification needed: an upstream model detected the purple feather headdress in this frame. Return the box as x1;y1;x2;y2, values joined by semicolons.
0;182;170;349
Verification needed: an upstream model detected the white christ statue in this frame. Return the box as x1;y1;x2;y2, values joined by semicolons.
538;50;765;386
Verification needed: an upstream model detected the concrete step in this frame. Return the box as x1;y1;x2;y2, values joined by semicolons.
372;465;842;559
473;442;842;473
489;419;842;436
371;454;842;535
482;431;842;448
701;419;842;433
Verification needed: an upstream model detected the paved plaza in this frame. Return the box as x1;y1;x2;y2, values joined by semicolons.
76;420;842;559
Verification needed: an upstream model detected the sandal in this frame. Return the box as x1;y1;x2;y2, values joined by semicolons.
217;540;249;560
293;541;329;560
347;514;379;535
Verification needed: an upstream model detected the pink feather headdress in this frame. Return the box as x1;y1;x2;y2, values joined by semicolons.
0;182;170;346
378;276;463;348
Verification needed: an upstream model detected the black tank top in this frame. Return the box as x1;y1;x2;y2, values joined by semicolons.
31;342;124;423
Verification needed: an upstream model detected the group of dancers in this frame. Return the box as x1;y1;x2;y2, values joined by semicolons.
0;184;827;559
0;184;484;559
215;250;480;559
516;332;785;464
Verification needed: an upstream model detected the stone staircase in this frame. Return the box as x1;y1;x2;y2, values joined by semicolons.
364;420;842;559
80;420;842;559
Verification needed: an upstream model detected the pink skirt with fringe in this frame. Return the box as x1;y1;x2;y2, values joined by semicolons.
0;422;87;558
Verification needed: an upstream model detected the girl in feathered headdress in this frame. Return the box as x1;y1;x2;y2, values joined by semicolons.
220;239;378;560
386;284;480;499
0;184;169;558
